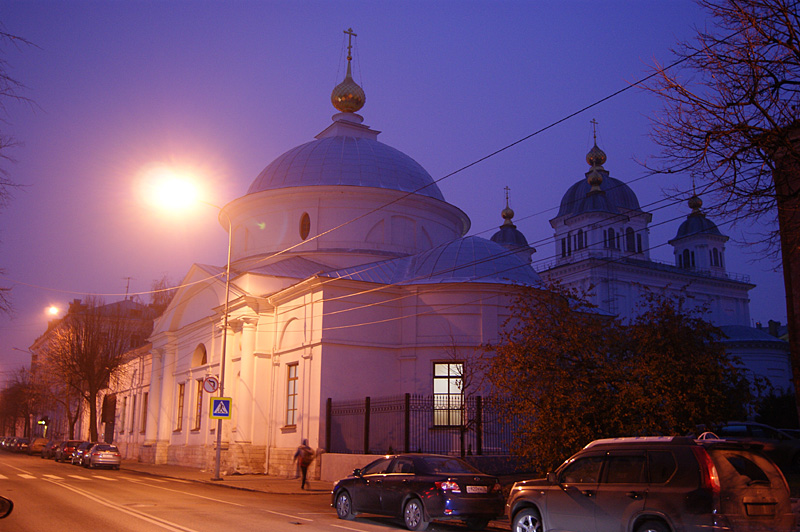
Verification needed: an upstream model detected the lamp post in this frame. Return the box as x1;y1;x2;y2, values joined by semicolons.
212;207;233;481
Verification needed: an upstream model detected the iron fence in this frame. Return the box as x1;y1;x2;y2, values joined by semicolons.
325;394;514;456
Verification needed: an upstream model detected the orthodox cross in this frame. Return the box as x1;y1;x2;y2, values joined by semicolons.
590;118;599;142
344;28;357;61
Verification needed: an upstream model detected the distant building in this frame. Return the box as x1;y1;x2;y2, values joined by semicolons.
540;138;791;391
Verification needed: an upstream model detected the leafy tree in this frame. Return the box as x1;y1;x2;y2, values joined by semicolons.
485;284;756;473
644;0;800;414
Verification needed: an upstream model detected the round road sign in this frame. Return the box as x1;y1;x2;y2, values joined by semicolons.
203;376;220;394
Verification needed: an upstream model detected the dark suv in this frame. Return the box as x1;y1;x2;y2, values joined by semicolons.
506;436;795;532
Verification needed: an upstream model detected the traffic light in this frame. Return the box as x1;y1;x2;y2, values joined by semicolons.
37;416;49;426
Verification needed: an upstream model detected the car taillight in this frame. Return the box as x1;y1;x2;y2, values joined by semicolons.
692;447;721;494
435;481;461;493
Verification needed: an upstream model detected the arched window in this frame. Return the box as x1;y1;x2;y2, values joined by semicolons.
577;229;585;250
625;228;635;252
712;248;720;267
192;344;207;367
636;234;642;253
682;249;690;269
561;238;567;258
607;228;617;249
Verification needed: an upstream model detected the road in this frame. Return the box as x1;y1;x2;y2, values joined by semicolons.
0;452;505;532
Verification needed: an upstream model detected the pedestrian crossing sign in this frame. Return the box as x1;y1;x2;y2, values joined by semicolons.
210;397;232;419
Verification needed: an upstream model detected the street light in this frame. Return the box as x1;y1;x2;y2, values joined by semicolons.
148;172;232;481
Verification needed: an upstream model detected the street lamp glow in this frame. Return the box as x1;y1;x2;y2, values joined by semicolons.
46;305;59;316
138;164;204;212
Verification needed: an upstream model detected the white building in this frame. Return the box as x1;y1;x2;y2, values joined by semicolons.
110;50;543;474
104;46;790;474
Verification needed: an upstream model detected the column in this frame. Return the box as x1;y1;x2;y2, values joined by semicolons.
144;348;163;445
236;316;258;442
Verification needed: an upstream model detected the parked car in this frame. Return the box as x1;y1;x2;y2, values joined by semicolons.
27;437;48;455
54;440;83;462
71;442;98;466
702;421;800;473
86;444;121;470
12;438;29;453
41;440;62;459
332;453;504;531
506;436;795;532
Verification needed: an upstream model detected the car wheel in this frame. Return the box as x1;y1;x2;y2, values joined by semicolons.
335;490;355;520
464;517;490;530
512;508;543;532
403;498;429;531
636;520;670;532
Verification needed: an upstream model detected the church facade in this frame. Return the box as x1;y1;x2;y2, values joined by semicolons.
100;43;790;474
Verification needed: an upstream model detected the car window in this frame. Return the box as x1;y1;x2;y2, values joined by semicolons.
417;456;480;474
647;451;677;484
361;457;393;475
560;455;603;484
603;454;646;484
712;451;771;484
389;459;415;474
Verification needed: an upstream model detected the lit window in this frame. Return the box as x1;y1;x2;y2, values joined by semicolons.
433;362;463;426
286;364;298;426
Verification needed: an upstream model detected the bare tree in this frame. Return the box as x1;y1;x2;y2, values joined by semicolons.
645;0;800;416
0;29;34;314
46;298;152;441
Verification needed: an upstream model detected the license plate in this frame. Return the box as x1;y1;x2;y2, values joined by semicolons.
466;485;487;494
745;503;775;516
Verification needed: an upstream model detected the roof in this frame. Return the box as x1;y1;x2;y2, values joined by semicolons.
673;212;723;239
323;235;542;287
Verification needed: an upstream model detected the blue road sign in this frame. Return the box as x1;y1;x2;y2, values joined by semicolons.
209;397;232;419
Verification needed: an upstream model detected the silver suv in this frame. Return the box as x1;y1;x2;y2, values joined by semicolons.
506;436;795;532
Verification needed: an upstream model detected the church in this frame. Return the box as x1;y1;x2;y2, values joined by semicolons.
103;39;790;475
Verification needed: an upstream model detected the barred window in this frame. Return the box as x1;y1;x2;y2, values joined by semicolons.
433;362;463;426
140;392;148;433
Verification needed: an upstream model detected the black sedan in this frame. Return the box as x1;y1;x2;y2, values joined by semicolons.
331;454;504;531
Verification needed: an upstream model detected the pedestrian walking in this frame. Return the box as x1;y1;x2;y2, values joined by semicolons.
293;439;315;490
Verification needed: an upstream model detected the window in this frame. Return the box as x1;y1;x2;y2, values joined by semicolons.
361;457;393;475
433;362;463;426
606;228;618;249
175;383;185;431
577;229;585;250
193;378;203;430
637;234;642;253
300;212;311;240
682;249;690;269
560;455;603;484
648;451;676;483
286;363;298;427
626;228;635;252
140;392;148;433
131;396;136;433
119;397;127;433
561;238;567;258
603;454;646;484
712;248;720;267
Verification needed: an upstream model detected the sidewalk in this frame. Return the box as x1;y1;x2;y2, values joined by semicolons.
121;459;334;495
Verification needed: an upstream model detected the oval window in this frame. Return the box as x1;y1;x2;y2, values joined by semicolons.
299;212;311;240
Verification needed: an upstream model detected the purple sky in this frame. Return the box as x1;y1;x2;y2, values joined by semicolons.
0;0;787;379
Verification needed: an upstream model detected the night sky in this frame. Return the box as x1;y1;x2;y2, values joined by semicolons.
0;0;787;379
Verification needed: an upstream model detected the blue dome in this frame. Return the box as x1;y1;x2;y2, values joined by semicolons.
557;174;642;218
674;212;722;239
490;224;530;249
247;135;444;201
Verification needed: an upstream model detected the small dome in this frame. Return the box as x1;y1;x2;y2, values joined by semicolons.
673;195;723;239
557;175;642;218
247;135;444;200
674;211;722;239
586;143;607;167
331;72;365;113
